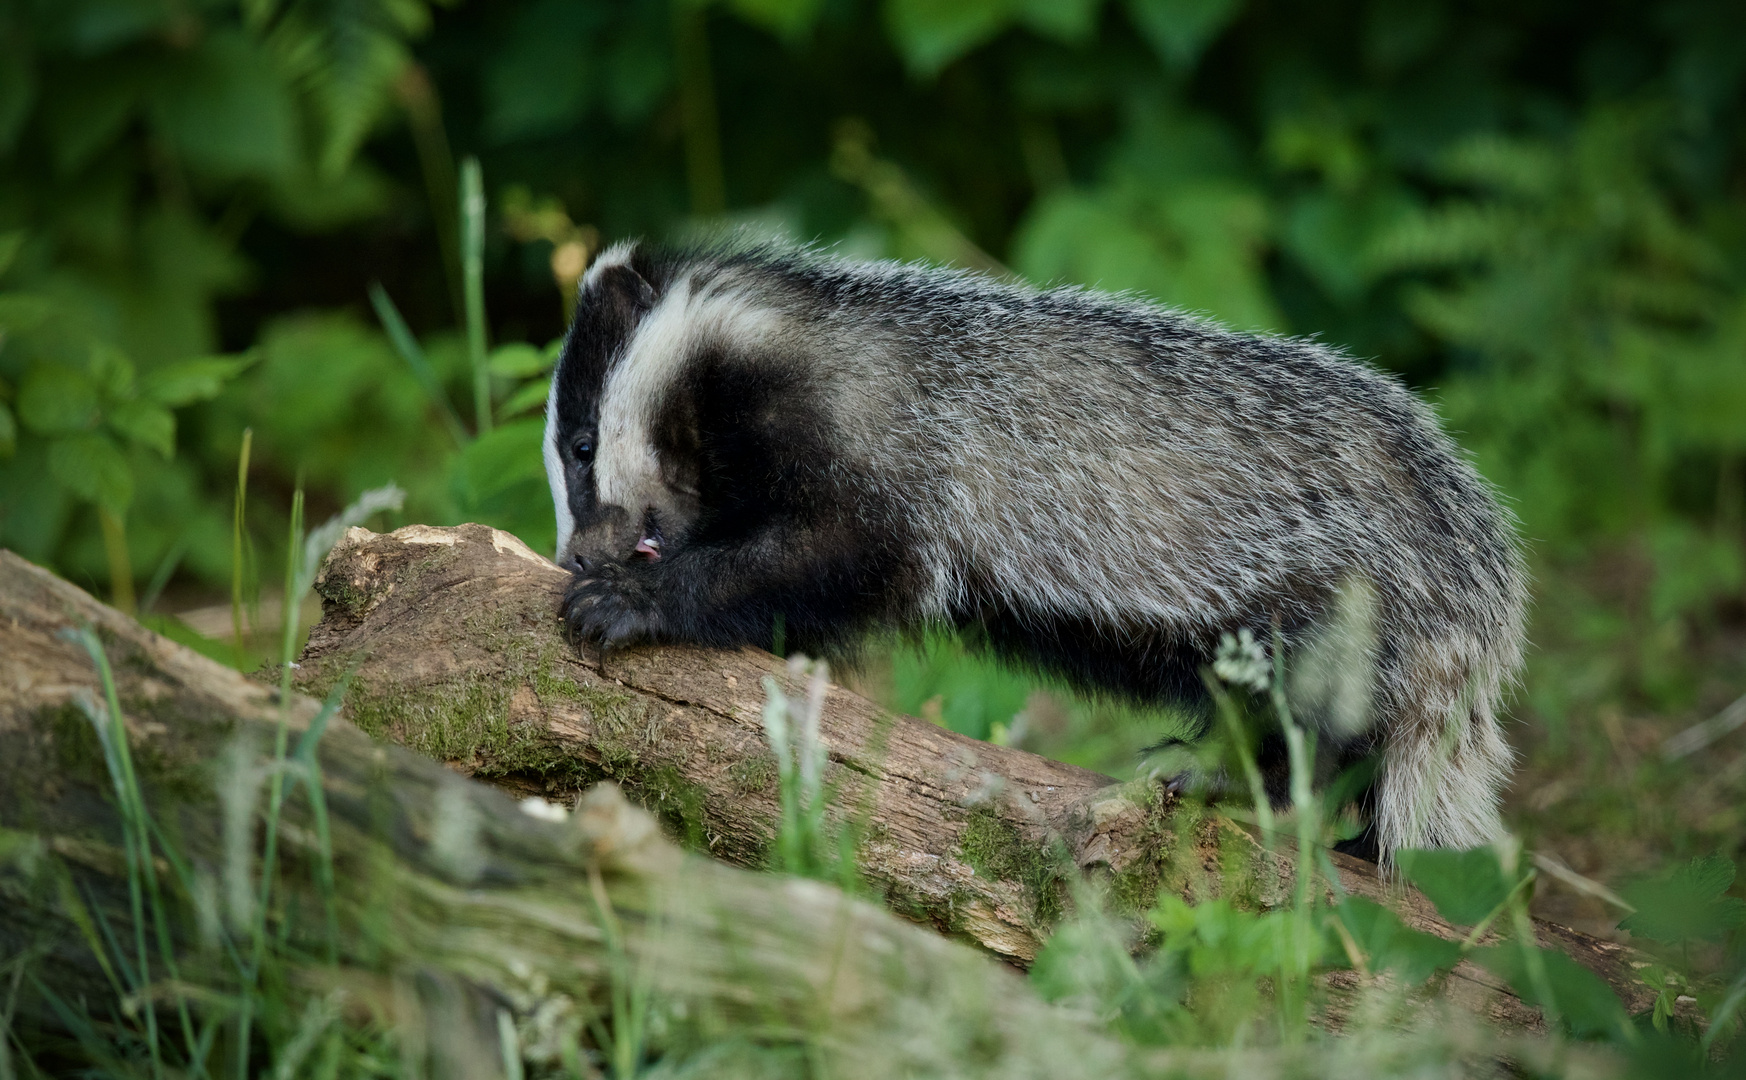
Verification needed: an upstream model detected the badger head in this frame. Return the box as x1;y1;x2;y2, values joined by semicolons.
544;243;707;574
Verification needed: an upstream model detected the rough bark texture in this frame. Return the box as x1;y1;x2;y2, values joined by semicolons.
0;548;1146;1078
290;524;1655;1026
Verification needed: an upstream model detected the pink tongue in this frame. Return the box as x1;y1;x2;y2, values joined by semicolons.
635;537;661;559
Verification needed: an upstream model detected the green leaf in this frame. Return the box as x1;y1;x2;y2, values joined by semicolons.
149;30;297;179
108;399;175;458
1473;945;1627;1038
451;417;554;556
1013;180;1283;332
1014;0;1104;43
86;343;135;402
0;293;53;332
0;231;25;278
487;342;551;380
47;432;132;512
1334;898;1463;985
483;1;609;140
40;63;139;174
498;378;552;420
1395;847;1522;926
0;33;34;155
0;400;15;458
288;0;430;176
1126;0;1244;69
17;365;100;436
884;0;1013;77
728;0;828;39
1619;857;1746;946
142;355;254;407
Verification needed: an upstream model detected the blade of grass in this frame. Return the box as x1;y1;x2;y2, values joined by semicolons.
69;627;208;1075
231;430;252;663
238;486;305;1080
53;864;124;999
293;671;355;964
28;977;133;1077
64;635;166;1079
139;537;187;615
368;283;469;448
461;156;491;436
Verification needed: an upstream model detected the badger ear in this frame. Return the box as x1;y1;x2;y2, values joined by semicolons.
591;261;657;335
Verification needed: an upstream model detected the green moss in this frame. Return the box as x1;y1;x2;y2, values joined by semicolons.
45;702;107;787
630;765;709;849
339;672;583;790
314;575;374;619
727;753;778;795
956;805;1067;927
1103;784;1192;918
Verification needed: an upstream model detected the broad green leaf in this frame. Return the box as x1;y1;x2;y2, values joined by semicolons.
0;34;33;154
142;355;254;407
0;231;24;278
884;0;1012;77
40;63;138;173
17;365;100;436
0;401;15;458
1014;181;1282;332
1280;187;1418;302
728;0;828;39
53;0;174;53
1473;945;1627;1038
451;417;554;557
483;0;608;140
1333;898;1463;985
0;293;52;331
1126;0;1244;69
453;417;547;501
1395;847;1522;927
1618;857;1746;946
107;399;174;457
308;29;412;177
48;432;132;511
891;627;1031;741
498;378;552;420
86;343;135;401
1014;0;1103;43
487;342;551;379
149;30;296;179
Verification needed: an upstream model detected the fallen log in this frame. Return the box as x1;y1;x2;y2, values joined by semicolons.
0;548;1145;1077
0;546;1642;1078
292;524;1654;1023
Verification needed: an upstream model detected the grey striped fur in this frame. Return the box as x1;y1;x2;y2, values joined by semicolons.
546;242;1529;863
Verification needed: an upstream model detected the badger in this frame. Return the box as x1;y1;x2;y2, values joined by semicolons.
543;241;1528;863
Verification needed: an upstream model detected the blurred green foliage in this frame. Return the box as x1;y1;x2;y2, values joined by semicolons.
0;0;1742;734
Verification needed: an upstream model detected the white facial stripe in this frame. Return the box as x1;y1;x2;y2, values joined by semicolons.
543;373;574;560
593;276;778;508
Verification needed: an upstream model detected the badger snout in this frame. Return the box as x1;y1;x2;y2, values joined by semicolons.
632;511;664;561
560;504;671;571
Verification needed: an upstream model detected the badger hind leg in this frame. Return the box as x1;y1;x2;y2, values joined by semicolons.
1370;637;1515;867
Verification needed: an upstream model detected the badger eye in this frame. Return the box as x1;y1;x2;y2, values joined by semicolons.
571;435;595;463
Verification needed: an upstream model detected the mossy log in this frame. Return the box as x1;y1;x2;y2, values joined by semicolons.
291;525;1653;1024
1;549;1165;1078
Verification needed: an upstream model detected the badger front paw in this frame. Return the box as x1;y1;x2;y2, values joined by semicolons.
562;563;665;647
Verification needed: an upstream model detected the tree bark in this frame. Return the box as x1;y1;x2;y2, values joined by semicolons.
291;524;1654;1023
0;533;1662;1069
0;549;1143;1078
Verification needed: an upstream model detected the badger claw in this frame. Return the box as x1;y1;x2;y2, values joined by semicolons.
562;563;663;647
